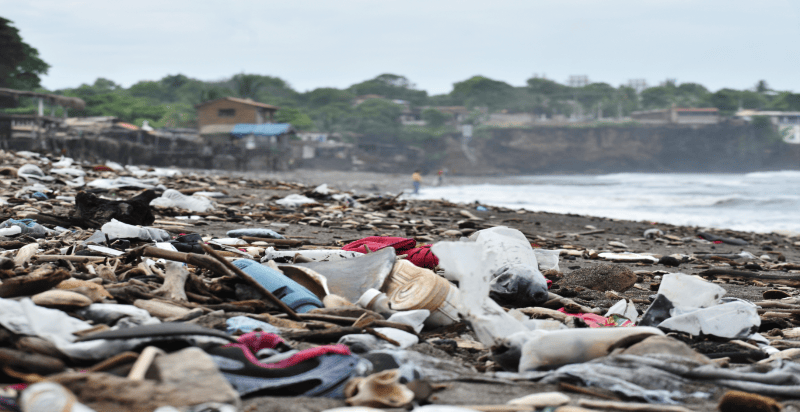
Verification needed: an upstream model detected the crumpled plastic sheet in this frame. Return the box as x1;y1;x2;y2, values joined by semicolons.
494;354;800;403
0;298;228;361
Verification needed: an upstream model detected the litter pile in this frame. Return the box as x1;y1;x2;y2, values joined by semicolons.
0;149;799;412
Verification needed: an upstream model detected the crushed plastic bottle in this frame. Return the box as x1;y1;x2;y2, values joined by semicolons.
233;259;323;313
99;219;171;242
227;228;285;239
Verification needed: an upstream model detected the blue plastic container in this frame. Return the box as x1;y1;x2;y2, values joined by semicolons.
233;259;323;313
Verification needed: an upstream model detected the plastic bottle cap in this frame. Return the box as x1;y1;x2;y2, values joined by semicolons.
357;288;384;309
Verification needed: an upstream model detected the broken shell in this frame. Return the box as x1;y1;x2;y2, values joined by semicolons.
323;294;356;308
441;230;463;237
57;278;113;300
32;290;92;309
345;369;414;408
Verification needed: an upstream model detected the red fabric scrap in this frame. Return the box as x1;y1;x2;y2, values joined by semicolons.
342;236;416;254
226;332;350;368
93;165;114;172
405;244;439;270
342;236;440;269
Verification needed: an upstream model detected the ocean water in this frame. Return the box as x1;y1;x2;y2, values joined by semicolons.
415;171;800;234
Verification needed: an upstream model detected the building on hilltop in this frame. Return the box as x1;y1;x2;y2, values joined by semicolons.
735;109;800;144
630;107;720;125
195;97;278;136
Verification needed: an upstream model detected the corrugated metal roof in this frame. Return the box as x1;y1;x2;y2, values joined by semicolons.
195;97;278;110
231;123;293;137
674;108;718;112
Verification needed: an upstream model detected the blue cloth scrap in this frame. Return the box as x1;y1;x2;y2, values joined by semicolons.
32;191;48;200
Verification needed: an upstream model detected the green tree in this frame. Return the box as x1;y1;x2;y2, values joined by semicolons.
303;88;354;109
709;88;740;115
348;99;402;135
348;74;428;106
0;17;50;90
275;107;314;130
767;92;800;111
421;108;448;127
450;76;515;110
526;77;569;96
640;86;674;109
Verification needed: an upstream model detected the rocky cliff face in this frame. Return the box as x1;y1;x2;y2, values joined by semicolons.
442;124;800;175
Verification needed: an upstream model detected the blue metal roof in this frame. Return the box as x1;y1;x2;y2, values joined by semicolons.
231;123;293;138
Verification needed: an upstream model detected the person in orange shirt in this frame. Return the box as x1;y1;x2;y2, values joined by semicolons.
411;170;422;194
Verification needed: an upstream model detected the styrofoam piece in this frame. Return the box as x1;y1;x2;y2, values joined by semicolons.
657;272;726;309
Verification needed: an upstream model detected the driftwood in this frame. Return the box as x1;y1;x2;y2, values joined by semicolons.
0;265;70;298
700;268;800;287
151;261;189;302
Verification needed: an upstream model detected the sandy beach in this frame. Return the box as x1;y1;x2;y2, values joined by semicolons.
2;156;799;411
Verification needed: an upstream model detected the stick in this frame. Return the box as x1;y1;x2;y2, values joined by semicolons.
33;255;107;263
200;243;301;321
141;247;229;277
240;236;303;246
578;399;696;412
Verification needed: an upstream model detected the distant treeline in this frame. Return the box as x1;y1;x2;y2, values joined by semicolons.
6;73;800;137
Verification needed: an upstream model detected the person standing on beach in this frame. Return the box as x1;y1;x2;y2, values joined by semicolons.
437;169;444;186
412;170;422;194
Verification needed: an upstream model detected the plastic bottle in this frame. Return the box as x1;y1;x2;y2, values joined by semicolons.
233;259;323;313
467;227;549;307
517;326;665;371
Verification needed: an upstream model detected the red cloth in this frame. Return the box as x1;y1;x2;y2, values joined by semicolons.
405;244;439;270
342;236;416;254
227;332;350;368
342;236;439;269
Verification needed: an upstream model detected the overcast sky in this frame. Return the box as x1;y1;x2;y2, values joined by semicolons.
3;0;799;95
